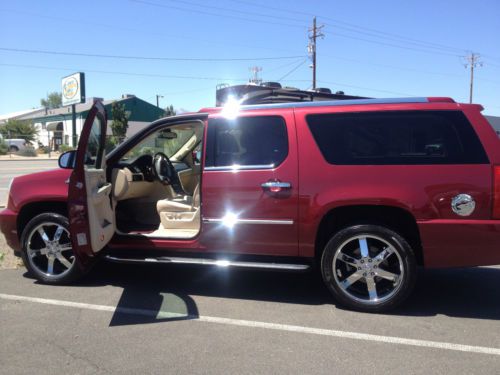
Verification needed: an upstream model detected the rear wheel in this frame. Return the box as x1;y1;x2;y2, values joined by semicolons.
9;145;19;153
321;224;416;312
20;213;83;284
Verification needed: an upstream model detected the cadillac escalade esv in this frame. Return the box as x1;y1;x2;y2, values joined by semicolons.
1;97;499;312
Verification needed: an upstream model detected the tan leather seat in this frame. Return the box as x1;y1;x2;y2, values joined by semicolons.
156;184;200;230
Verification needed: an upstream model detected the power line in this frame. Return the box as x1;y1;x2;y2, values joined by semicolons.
323;28;461;57
229;0;468;53
129;0;306;29
0;47;305;62
0;8;303;55
1;8;487;78
317;80;416;96
277;59;307;82
0;62;419;98
0;62;249;81
153;0;309;25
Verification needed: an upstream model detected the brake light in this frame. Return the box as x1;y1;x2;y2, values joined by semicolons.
493;166;500;219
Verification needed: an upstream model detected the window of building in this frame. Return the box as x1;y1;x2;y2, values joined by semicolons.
307;111;488;165
205;116;288;168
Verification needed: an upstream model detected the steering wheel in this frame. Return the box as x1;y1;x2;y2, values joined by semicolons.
152;152;184;194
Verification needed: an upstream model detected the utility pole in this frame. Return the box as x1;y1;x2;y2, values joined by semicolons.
156;94;164;108
464;53;483;104
308;16;324;90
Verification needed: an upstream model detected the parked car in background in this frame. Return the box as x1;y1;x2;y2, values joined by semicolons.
3;138;28;153
1;96;500;313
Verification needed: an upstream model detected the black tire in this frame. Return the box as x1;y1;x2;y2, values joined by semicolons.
321;224;416;313
9;145;19;153
20;212;83;284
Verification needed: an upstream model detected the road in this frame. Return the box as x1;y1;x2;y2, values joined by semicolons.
1;262;500;374
0;159;58;206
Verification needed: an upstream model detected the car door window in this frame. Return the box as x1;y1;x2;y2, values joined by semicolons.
84;117;104;169
205;116;288;169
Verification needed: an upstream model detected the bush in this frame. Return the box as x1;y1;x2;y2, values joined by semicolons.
36;145;50;154
0;141;7;155
18;146;38;157
59;144;75;153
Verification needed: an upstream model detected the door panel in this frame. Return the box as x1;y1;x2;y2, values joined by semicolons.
68;101;114;265
199;110;299;256
85;169;115;252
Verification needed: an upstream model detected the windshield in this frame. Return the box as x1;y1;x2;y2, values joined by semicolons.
121;127;195;161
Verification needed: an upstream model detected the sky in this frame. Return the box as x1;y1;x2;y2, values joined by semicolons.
0;0;499;115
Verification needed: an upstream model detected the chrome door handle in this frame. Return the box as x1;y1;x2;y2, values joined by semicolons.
261;180;291;192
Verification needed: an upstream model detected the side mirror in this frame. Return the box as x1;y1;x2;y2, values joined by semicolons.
58;150;76;169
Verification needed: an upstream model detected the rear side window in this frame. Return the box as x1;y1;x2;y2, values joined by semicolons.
205;116;288;168
307;111;488;165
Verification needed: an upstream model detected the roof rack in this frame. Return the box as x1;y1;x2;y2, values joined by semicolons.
215;84;367;106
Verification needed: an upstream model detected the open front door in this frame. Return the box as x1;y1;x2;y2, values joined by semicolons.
68;101;115;266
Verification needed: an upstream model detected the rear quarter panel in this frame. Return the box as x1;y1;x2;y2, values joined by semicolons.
294;103;499;267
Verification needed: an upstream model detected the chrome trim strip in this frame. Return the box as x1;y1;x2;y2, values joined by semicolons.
105;255;310;271
238;97;429;111
204;164;275;171
203;218;294;225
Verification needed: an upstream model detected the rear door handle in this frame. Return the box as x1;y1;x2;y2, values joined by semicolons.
261;180;291;193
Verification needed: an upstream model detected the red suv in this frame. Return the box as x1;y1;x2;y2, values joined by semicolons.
2;97;499;312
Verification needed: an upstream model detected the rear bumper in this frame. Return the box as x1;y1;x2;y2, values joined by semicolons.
419;219;500;268
0;208;20;254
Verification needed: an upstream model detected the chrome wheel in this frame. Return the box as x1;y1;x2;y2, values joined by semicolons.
333;234;404;305
26;222;75;277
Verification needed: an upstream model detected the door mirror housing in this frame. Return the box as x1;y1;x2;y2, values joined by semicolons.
58;150;76;169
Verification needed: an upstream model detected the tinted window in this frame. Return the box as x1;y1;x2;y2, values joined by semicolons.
307;111;488;165
206;116;288;168
84;117;104;168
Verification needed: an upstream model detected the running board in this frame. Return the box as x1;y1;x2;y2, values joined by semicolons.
104;255;310;271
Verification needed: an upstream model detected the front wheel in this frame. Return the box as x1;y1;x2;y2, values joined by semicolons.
321;224;416;313
20;212;83;284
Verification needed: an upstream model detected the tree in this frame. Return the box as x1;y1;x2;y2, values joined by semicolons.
0;119;38;143
164;105;176;117
40;92;62;109
110;102;129;143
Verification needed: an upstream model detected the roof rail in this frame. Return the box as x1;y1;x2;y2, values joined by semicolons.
427;97;455;103
238;97;430;111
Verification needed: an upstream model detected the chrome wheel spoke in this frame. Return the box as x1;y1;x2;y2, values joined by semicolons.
340;271;363;289
59;245;73;252
37;227;50;244
373;246;394;265
53;226;64;242
47;257;55;275
358;237;369;258
30;247;48;257
366;277;378;300
376;268;398;282
56;254;72;269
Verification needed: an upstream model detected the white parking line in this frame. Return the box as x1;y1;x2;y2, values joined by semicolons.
1;292;499;356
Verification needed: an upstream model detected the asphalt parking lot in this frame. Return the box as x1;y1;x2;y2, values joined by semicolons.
1;257;500;374
1;159;500;373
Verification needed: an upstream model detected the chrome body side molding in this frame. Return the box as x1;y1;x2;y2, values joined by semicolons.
104;255;310;271
203;218;294;225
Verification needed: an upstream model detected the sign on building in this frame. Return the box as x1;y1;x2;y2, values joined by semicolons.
61;72;85;106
